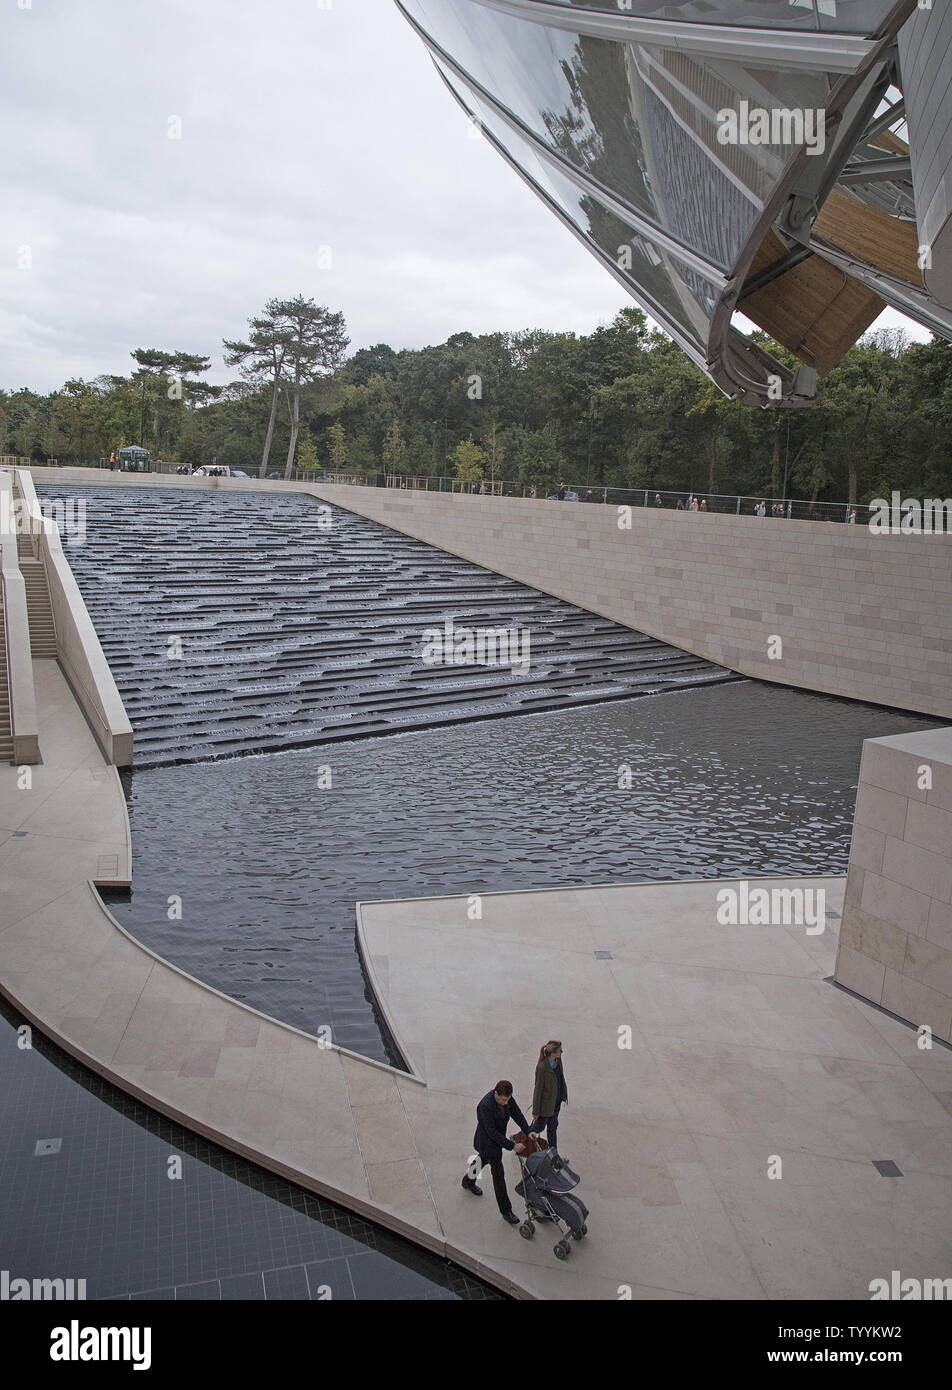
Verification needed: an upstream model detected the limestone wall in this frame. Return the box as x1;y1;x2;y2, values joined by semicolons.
15;470;132;766
834;729;952;1042
304;486;952;720
0;472;39;763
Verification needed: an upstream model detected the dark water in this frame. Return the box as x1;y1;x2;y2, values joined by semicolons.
42;481;939;1063
0;1002;500;1301
113;680;938;1065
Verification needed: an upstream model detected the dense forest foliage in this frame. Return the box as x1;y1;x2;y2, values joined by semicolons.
4;302;952;505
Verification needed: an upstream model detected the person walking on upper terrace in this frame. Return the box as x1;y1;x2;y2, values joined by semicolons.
529;1040;568;1159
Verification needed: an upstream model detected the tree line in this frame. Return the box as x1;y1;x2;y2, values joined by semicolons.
3;298;952;504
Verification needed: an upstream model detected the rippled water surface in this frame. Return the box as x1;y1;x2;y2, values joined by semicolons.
114;680;938;1064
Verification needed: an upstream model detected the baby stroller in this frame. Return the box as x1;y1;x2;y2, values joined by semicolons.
513;1134;589;1260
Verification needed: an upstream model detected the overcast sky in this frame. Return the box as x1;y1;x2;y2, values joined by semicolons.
1;0;926;392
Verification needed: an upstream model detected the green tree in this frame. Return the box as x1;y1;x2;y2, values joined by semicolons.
451;437;485;488
516;426;564;495
223;299;291;479
130;348;212;448
382;420;408;474
296;429;320;474
278;296;349;478
328;422;348;468
686;381;738;496
483;414;505;483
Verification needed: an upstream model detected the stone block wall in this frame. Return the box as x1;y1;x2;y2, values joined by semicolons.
834;729;952;1041
307;486;952;720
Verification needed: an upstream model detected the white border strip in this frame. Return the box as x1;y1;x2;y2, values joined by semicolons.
467;0;874;73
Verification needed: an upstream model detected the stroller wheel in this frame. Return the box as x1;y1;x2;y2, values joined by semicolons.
519;1222;534;1240
571;1227;584;1240
581;1223;588;1236
554;1241;569;1260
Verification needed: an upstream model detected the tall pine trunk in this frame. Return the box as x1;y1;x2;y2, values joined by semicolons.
284;388;301;479
259;379;281;479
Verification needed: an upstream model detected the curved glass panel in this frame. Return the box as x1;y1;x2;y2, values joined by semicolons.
400;0;927;398
520;0;899;36
407;0;837;272
449;71;721;353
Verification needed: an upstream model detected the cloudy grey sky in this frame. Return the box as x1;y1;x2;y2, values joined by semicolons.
2;0;924;391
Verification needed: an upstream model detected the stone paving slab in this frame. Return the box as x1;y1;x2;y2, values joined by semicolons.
2;664;951;1299
359;877;952;1300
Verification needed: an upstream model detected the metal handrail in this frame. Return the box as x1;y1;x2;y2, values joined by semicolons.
29;459;949;527
379;475;877;523
0;570;13;744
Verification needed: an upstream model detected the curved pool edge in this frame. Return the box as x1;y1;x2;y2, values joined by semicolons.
7;667;948;1301
0;663;520;1295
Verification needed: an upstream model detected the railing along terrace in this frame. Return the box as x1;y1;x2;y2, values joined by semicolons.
382;476;875;524
20;460;947;527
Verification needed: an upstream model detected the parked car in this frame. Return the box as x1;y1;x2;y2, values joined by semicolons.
230;469;249;478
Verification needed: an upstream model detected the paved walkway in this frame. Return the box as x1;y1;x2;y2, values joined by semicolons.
359;880;952;1299
2;666;951;1298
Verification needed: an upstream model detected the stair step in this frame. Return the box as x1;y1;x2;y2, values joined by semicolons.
18;558;56;656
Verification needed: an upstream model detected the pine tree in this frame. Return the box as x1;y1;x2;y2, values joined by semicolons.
277;297;349;478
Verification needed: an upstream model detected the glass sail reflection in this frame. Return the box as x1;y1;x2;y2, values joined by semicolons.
397;0;952;406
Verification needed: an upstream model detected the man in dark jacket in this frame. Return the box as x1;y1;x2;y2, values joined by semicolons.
461;1080;530;1224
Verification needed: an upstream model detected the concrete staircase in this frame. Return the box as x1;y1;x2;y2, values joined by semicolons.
20;559;57;657
0;591;13;760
